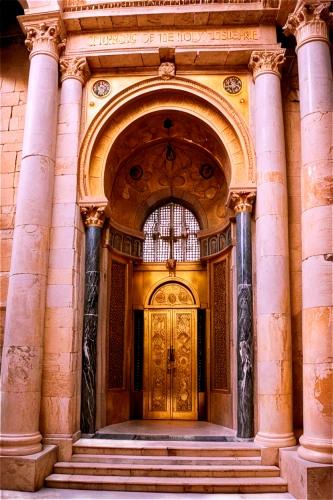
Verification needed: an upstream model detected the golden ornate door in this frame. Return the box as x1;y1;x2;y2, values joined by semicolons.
143;284;198;420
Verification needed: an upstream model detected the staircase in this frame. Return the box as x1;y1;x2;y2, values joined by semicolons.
45;438;288;493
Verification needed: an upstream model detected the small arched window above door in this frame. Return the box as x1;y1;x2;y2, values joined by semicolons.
143;203;200;262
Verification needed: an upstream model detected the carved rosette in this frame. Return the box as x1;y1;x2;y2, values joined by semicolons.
81;206;106;228
248;50;286;81
24;22;66;61
229;192;256;215
284;2;333;50
60;57;90;85
158;62;176;80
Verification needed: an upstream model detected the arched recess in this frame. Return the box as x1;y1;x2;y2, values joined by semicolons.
78;76;256;204
145;277;200;308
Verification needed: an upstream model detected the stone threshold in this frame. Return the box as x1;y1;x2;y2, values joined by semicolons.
92;433;239;441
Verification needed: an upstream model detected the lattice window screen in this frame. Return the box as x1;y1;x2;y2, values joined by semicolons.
143;203;200;262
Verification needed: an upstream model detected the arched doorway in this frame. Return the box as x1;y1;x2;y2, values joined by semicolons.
143;281;199;420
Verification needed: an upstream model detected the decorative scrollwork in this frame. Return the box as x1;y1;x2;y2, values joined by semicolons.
24;22;66;61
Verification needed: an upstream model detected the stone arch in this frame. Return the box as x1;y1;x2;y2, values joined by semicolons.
78;76;256;202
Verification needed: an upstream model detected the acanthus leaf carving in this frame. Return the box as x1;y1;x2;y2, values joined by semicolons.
60;57;90;85
283;2;333;49
81;205;106;228
24;22;66;61
229;191;256;215
248;50;286;81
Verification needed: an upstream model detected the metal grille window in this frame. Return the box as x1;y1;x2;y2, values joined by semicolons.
143;203;200;262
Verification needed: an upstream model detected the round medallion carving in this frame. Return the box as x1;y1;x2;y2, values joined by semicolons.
92;79;111;98
223;76;243;95
129;165;143;180
168;293;177;304
155;292;166;303
200;163;214;179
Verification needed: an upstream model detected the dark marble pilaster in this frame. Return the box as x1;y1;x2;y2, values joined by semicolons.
80;206;105;434
230;192;255;440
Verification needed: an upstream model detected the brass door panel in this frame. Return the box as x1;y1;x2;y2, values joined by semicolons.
144;309;197;420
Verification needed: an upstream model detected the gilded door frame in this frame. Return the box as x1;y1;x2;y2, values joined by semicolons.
143;280;199;420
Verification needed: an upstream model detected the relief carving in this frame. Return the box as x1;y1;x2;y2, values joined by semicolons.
248;50;286;81
284;2;333;48
229;191;256;215
81;205;106;228
24;22;66;60
151;314;167;411
175;313;192;412
60;57;90;84
151;284;194;307
158;62;176;80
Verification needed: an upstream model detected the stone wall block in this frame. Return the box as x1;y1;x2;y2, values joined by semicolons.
257;255;290;315
301;112;332;165
1;151;16;174
303;256;332;309
48;248;75;270
58;103;81;125
256;124;286;155
55;134;79;159
1;106;11;131
256;313;292;362
5;274;46;347
256;151;287;174
22;55;59;161
50;226;75;250
15;155;55;227
10;225;50;276
302;205;332;260
0;92;20;107
303;307;332;364
46;284;74;309
55;156;79;176
45;307;74;329
47;268;73;285
53;174;77;204
40;396;73;435
42;371;74;398
44;327;75;354
256;182;288;218
51;202;76;228
1;345;43;393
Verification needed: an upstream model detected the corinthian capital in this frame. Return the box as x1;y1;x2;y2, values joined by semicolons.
283;2;333;50
229;191;256;215
81;206;106;228
19;13;66;62
248;50;286;81
60;57;90;85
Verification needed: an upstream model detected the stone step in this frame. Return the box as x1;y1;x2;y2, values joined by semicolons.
45;473;288;493
73;439;261;458
72;453;262;466
54;461;280;478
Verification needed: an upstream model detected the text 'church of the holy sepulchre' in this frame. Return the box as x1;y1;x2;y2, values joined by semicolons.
0;0;332;498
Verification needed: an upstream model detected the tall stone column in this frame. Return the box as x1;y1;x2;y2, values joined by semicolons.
0;16;65;456
230;192;256;440
249;51;296;448
284;2;333;464
80;206;106;434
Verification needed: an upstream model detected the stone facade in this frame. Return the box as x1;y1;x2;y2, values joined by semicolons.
0;0;332;497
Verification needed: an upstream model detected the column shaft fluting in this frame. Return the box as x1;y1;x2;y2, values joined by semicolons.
285;2;333;464
80;208;105;435
249;51;295;448
0;27;62;455
236;210;254;439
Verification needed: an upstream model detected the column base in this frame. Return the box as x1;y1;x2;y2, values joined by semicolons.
0;432;42;456
280;446;333;500
0;444;57;492
255;431;296;448
298;435;333;464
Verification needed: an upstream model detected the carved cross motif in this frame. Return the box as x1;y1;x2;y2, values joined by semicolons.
248;50;286;81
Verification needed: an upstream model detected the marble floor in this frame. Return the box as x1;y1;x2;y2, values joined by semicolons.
97;420;237;437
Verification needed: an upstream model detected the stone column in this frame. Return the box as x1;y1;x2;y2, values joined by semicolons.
0;17;65;456
230;192;256;440
284;2;333;464
249;51;296;448
80;206;106;434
